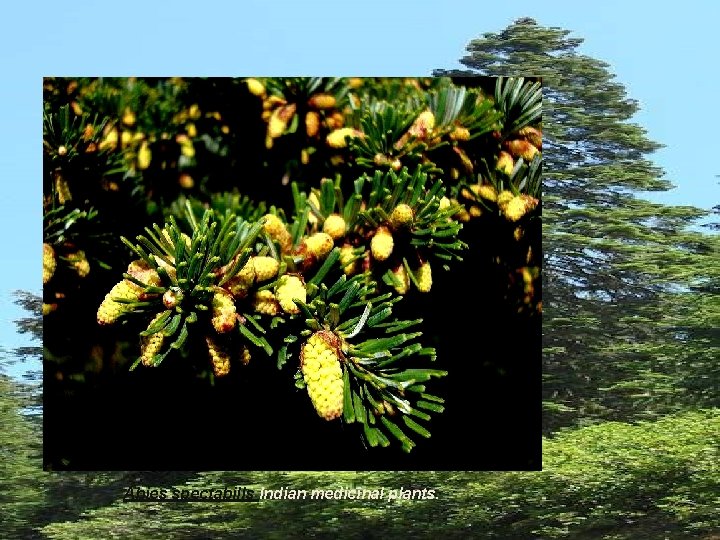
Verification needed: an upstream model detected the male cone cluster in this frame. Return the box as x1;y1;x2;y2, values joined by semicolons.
67;250;90;278
391;263;410;294
140;313;166;366
322;214;347;240
253;290;280;316
96;258;163;325
225;255;280;298
300;331;344;421
275;275;307;315
303;232;334;258
389;203;414;229
206;335;231;377
43;243;56;284
496;191;539;222
97;280;141;325
326;127;362;149
370;226;394;261
339;244;360;276
262;213;292;253
414;262;432;293
211;287;237;333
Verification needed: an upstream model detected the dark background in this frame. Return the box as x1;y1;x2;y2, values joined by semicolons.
44;218;541;472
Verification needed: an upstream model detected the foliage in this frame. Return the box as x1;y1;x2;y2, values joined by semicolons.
42;75;542;463
34;410;720;539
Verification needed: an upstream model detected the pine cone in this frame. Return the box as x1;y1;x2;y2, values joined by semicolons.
140;313;166;366
370;226;394;262
97;280;140;325
300;331;344;421
303;232;334;258
391;263;410;294
326;127;362;149
43;243;56;284
322;214;347;240
253;290;280;316
275;275;306;315
251;256;279;282
211;287;236;333
389;203;414;229
262;214;292;253
206;335;231;377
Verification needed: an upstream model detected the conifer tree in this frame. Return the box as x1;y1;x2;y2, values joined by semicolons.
437;17;713;429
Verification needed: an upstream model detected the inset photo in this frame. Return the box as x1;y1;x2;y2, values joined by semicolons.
42;77;541;471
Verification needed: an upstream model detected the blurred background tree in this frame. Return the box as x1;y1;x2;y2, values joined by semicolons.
436;17;719;431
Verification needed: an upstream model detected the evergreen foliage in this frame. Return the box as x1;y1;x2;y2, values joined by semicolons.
42;75;542;467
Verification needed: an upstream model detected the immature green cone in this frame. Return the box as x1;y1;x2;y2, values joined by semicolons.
206;335;230;377
370;226;394;262
211;287;236;333
43;243;56;284
300;331;344;421
275;275;306;315
389;203;414;229
97;280;140;325
140;313;166;366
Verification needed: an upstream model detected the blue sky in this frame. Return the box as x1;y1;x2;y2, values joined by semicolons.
2;0;719;378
